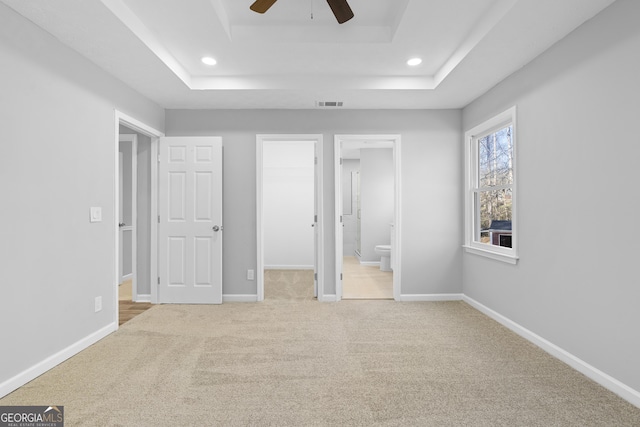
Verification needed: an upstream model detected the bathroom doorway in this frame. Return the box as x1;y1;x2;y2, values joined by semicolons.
256;135;325;301
114;110;163;328
334;135;401;300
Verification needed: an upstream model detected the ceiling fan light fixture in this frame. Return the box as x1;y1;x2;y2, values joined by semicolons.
250;0;278;14
407;57;422;66
250;0;354;24
326;0;354;24
201;56;217;66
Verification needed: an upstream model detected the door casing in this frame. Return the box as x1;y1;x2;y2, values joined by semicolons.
256;134;325;301
334;134;402;301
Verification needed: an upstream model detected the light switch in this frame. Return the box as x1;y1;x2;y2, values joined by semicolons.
90;207;102;223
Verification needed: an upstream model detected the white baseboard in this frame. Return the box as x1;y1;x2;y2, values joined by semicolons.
264;265;314;270
0;322;117;399
398;293;464;302
319;294;338;302
134;294;151;303
121;273;133;282
223;294;258;303
463;295;640;408
358;261;380;267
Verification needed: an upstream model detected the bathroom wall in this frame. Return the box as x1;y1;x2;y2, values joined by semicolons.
263;141;315;269
359;148;394;263
341;159;360;256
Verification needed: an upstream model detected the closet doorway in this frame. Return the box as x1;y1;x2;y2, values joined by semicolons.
256;134;325;301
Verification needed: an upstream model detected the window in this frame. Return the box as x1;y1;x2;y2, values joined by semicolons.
464;107;518;264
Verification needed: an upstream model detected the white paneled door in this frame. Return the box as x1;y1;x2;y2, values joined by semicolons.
159;137;223;304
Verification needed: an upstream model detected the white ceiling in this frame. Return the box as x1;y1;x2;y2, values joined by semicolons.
1;0;616;109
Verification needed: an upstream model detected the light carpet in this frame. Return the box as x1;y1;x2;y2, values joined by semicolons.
2;277;639;426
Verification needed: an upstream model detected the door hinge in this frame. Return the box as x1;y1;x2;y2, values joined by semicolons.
340;158;343;165
340;273;343;280
158;215;160;223
314;214;318;223
157;277;160;285
340;215;343;223
314;157;318;165
314;273;317;281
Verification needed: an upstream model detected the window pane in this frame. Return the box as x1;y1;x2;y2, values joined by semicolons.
478;125;513;188
475;188;513;247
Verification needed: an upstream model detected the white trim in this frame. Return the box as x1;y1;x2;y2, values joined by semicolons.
121;273;133;281
135;294;151;303
398;294;464;302
256;134;324;302
223;294;259;303
358;261;380;267
149;137;159;304
334;134;402;302
320;294;338;302
462;245;519;264
0;322;117;398
463;295;640;408
264;265;314;270
463;106;518;263
256;140;264;301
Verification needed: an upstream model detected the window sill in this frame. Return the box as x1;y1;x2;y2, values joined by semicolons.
463;245;519;265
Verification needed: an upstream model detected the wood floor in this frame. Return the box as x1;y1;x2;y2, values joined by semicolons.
118;280;152;326
342;256;393;299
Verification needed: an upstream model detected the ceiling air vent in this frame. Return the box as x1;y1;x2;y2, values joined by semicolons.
316;101;344;108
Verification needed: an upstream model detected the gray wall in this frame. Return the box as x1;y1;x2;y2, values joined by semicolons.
360;148;394;262
165;109;462;296
0;3;164;388
462;0;640;392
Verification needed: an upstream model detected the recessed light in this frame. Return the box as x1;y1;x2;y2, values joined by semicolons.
201;56;217;66
407;57;422;66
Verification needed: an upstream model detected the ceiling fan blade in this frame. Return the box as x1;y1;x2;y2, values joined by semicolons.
326;0;354;24
250;0;278;14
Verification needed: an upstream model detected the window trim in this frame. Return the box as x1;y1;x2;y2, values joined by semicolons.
463;106;518;264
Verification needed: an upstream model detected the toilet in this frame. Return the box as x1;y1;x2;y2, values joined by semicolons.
374;245;391;271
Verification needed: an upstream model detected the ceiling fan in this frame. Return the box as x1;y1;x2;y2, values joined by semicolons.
250;0;354;24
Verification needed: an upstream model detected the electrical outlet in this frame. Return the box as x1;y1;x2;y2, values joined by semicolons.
95;296;102;313
247;269;255;281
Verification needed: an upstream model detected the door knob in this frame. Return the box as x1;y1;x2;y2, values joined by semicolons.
212;225;220;232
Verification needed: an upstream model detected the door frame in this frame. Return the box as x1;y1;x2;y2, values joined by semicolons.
334;134;402;301
114;111;164;327
118;134;138;295
256;134;325;301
